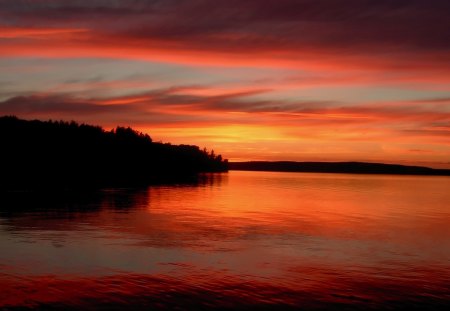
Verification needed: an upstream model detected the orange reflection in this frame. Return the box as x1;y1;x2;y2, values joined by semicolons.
0;172;449;309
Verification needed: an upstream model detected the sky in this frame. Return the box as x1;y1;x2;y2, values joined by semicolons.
0;0;449;168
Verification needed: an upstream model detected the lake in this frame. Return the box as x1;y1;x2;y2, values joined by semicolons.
1;171;449;310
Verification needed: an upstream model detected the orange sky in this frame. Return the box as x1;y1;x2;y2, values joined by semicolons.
0;0;449;168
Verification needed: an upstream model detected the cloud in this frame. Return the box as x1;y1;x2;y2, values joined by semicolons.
0;94;127;114
0;0;448;72
2;0;449;49
1;90;449;140
0;27;88;39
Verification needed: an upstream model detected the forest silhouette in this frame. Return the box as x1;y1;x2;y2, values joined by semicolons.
0;116;228;188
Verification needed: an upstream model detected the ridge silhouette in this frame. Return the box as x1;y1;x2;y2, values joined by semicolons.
230;161;450;176
0;116;228;188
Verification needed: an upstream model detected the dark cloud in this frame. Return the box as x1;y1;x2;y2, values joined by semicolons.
412;97;450;103
92;87;337;114
0;93;202;126
0;90;290;126
1;89;448;129
0;94;127;115
1;0;448;56
0;89;335;126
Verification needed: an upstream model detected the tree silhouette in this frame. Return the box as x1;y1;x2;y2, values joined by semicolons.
0;116;228;188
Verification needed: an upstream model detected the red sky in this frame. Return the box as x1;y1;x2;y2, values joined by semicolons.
0;0;449;167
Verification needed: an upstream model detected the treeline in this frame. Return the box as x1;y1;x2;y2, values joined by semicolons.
230;161;450;176
0;116;228;188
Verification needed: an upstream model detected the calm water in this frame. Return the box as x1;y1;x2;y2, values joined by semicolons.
1;171;449;310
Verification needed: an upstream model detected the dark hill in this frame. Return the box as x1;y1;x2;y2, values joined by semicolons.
230;161;450;176
0;116;228;188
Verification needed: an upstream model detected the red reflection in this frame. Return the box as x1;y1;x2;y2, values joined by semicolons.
1;266;449;310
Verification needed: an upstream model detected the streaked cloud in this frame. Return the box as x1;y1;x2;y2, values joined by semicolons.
0;0;448;71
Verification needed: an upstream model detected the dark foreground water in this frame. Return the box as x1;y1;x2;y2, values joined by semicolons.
1;171;449;310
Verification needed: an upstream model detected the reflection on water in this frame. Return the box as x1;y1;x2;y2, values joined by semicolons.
1;171;449;310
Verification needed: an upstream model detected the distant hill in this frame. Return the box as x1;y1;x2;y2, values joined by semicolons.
230;161;450;176
0;116;228;188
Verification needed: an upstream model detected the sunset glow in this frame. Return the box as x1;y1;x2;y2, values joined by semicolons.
1;0;449;167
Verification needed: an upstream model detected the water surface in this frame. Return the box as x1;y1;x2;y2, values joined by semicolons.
1;171;449;310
